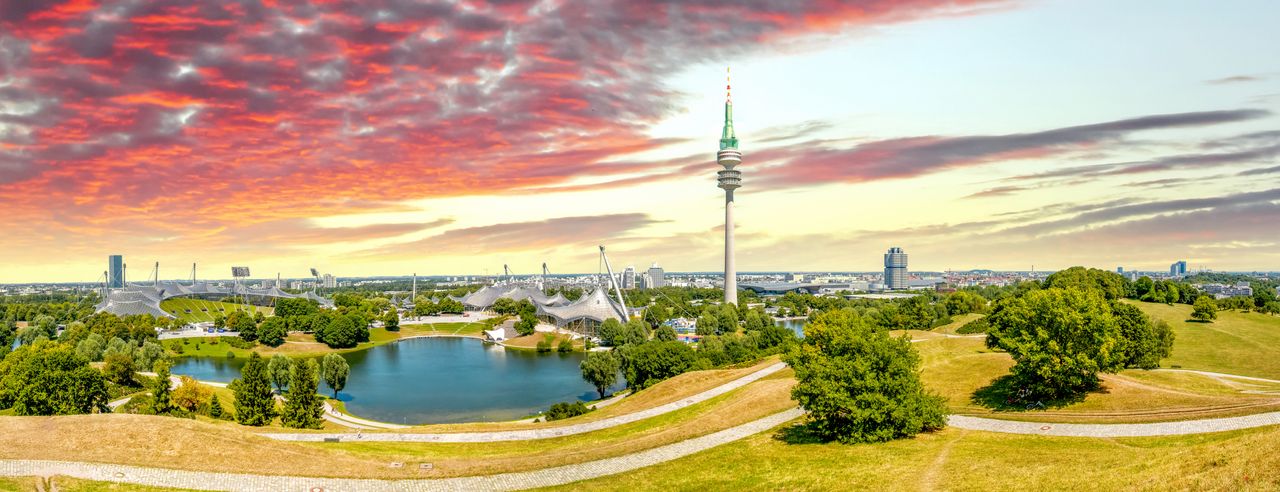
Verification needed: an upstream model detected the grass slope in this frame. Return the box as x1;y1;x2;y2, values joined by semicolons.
162;320;499;359
1128;300;1280;379
159;298;272;324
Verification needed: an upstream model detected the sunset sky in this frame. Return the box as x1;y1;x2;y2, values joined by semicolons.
1;0;1278;283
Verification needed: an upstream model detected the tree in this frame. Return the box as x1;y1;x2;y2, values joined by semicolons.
1192;296;1218;322
944;291;988;315
618;341;696;390
232;352;276;426
383;311;400;332
171;376;212;413
743;310;765;331
321;353;350;399
75;333;107;362
208;393;225;419
258;317;288;347
1110;301;1175;369
253;310;265;325
150;362;173;415
1043;266;1129;300
274;298;320;318
267;354;293;393
515;312;537;336
16;326;44;346
212;313;226;331
102;352;137;386
597;319;624;347
319;315;359;348
986;288;1126;399
695;310;718;337
0;341;108;415
618;319;650;346
717;304;739;335
133;341;165;372
783;309;947;443
654;325;678;342
33;315;57;338
580;351;620;398
281;358;324;429
229;311;258;342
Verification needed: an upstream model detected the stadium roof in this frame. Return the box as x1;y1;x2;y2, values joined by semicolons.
96;281;333;319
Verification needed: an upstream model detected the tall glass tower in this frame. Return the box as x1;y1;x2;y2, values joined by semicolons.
884;247;908;290
716;70;742;305
108;255;124;288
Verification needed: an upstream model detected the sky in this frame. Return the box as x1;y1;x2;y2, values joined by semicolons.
1;0;1278;283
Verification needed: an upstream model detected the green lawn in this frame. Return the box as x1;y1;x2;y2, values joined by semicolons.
159;298;272;324
1129;300;1280;380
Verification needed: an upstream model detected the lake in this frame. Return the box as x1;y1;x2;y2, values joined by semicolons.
168;336;619;424
776;318;807;337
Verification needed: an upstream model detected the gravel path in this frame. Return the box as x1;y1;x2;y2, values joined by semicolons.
0;408;804;492
948;411;1280;437
261;362;788;443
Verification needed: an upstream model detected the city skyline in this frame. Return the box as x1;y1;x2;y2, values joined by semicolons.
2;0;1279;283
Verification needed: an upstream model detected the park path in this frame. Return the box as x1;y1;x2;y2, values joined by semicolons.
260;362;787;442
0;408;804;492
948;411;1280;437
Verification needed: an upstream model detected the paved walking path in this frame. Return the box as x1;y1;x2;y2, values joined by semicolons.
0;408;804;492
949;411;1280;437
261;362;788;442
1155;368;1280;385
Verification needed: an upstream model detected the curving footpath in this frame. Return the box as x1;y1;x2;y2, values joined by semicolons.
949;411;1280;437
0;408;804;492
261;362;788;443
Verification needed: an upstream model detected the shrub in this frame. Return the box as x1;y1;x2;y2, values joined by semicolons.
955;317;989;334
545;401;593;421
557;339;574;353
536;334;554;353
1191;296;1218;322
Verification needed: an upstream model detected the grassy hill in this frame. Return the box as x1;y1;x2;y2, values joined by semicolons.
159;298;273;323
1128;300;1280;380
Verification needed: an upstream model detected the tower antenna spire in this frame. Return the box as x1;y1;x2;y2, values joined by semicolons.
726;66;731;103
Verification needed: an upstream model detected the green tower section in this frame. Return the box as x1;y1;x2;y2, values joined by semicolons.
719;100;738;150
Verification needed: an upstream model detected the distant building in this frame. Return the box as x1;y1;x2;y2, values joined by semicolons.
622;266;636;290
884;247;908;290
1170;261;1188;276
646;263;666;289
1117;267;1124;274
108;255;124;288
322;274;337;288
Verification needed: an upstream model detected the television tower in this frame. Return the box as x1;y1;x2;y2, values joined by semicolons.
717;67;742;305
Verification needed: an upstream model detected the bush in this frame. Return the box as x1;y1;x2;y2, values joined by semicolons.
0;341;110;415
557;338;574;353
1191;296;1218;322
783;309;947;443
536;334;554;353
545;401;593;421
955;317;989;334
102;352;137;386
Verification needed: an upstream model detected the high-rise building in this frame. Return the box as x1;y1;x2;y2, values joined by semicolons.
322;273;337;288
646;263;666;289
622;266;636;290
1170;261;1188;276
1117;267;1124;274
884;247;908;290
108;255;124;288
716;68;742;305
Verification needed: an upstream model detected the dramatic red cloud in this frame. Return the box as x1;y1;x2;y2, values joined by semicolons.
0;0;1000;248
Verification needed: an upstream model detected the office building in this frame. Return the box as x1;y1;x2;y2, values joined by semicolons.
884;247;908;290
323;273;337;288
108;255;124;288
646;263;666;289
622;266;636;290
1170;261;1188;277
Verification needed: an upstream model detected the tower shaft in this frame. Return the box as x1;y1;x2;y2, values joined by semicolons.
716;68;741;305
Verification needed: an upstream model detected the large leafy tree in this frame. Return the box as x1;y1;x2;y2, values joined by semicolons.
231;352;276;426
986;288;1127;399
274;298;320;318
580;351;620;399
618;341;695;390
318;315;359;348
0;340;109;415
1192;296;1218;322
321;353;350;399
1044;266;1130;300
1111;302;1175;369
281;358;324;429
783;309;947;443
258;317;288;347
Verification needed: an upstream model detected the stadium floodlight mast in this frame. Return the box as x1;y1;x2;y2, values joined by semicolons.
310;267;320;293
232;267;250;312
598;245;630;317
